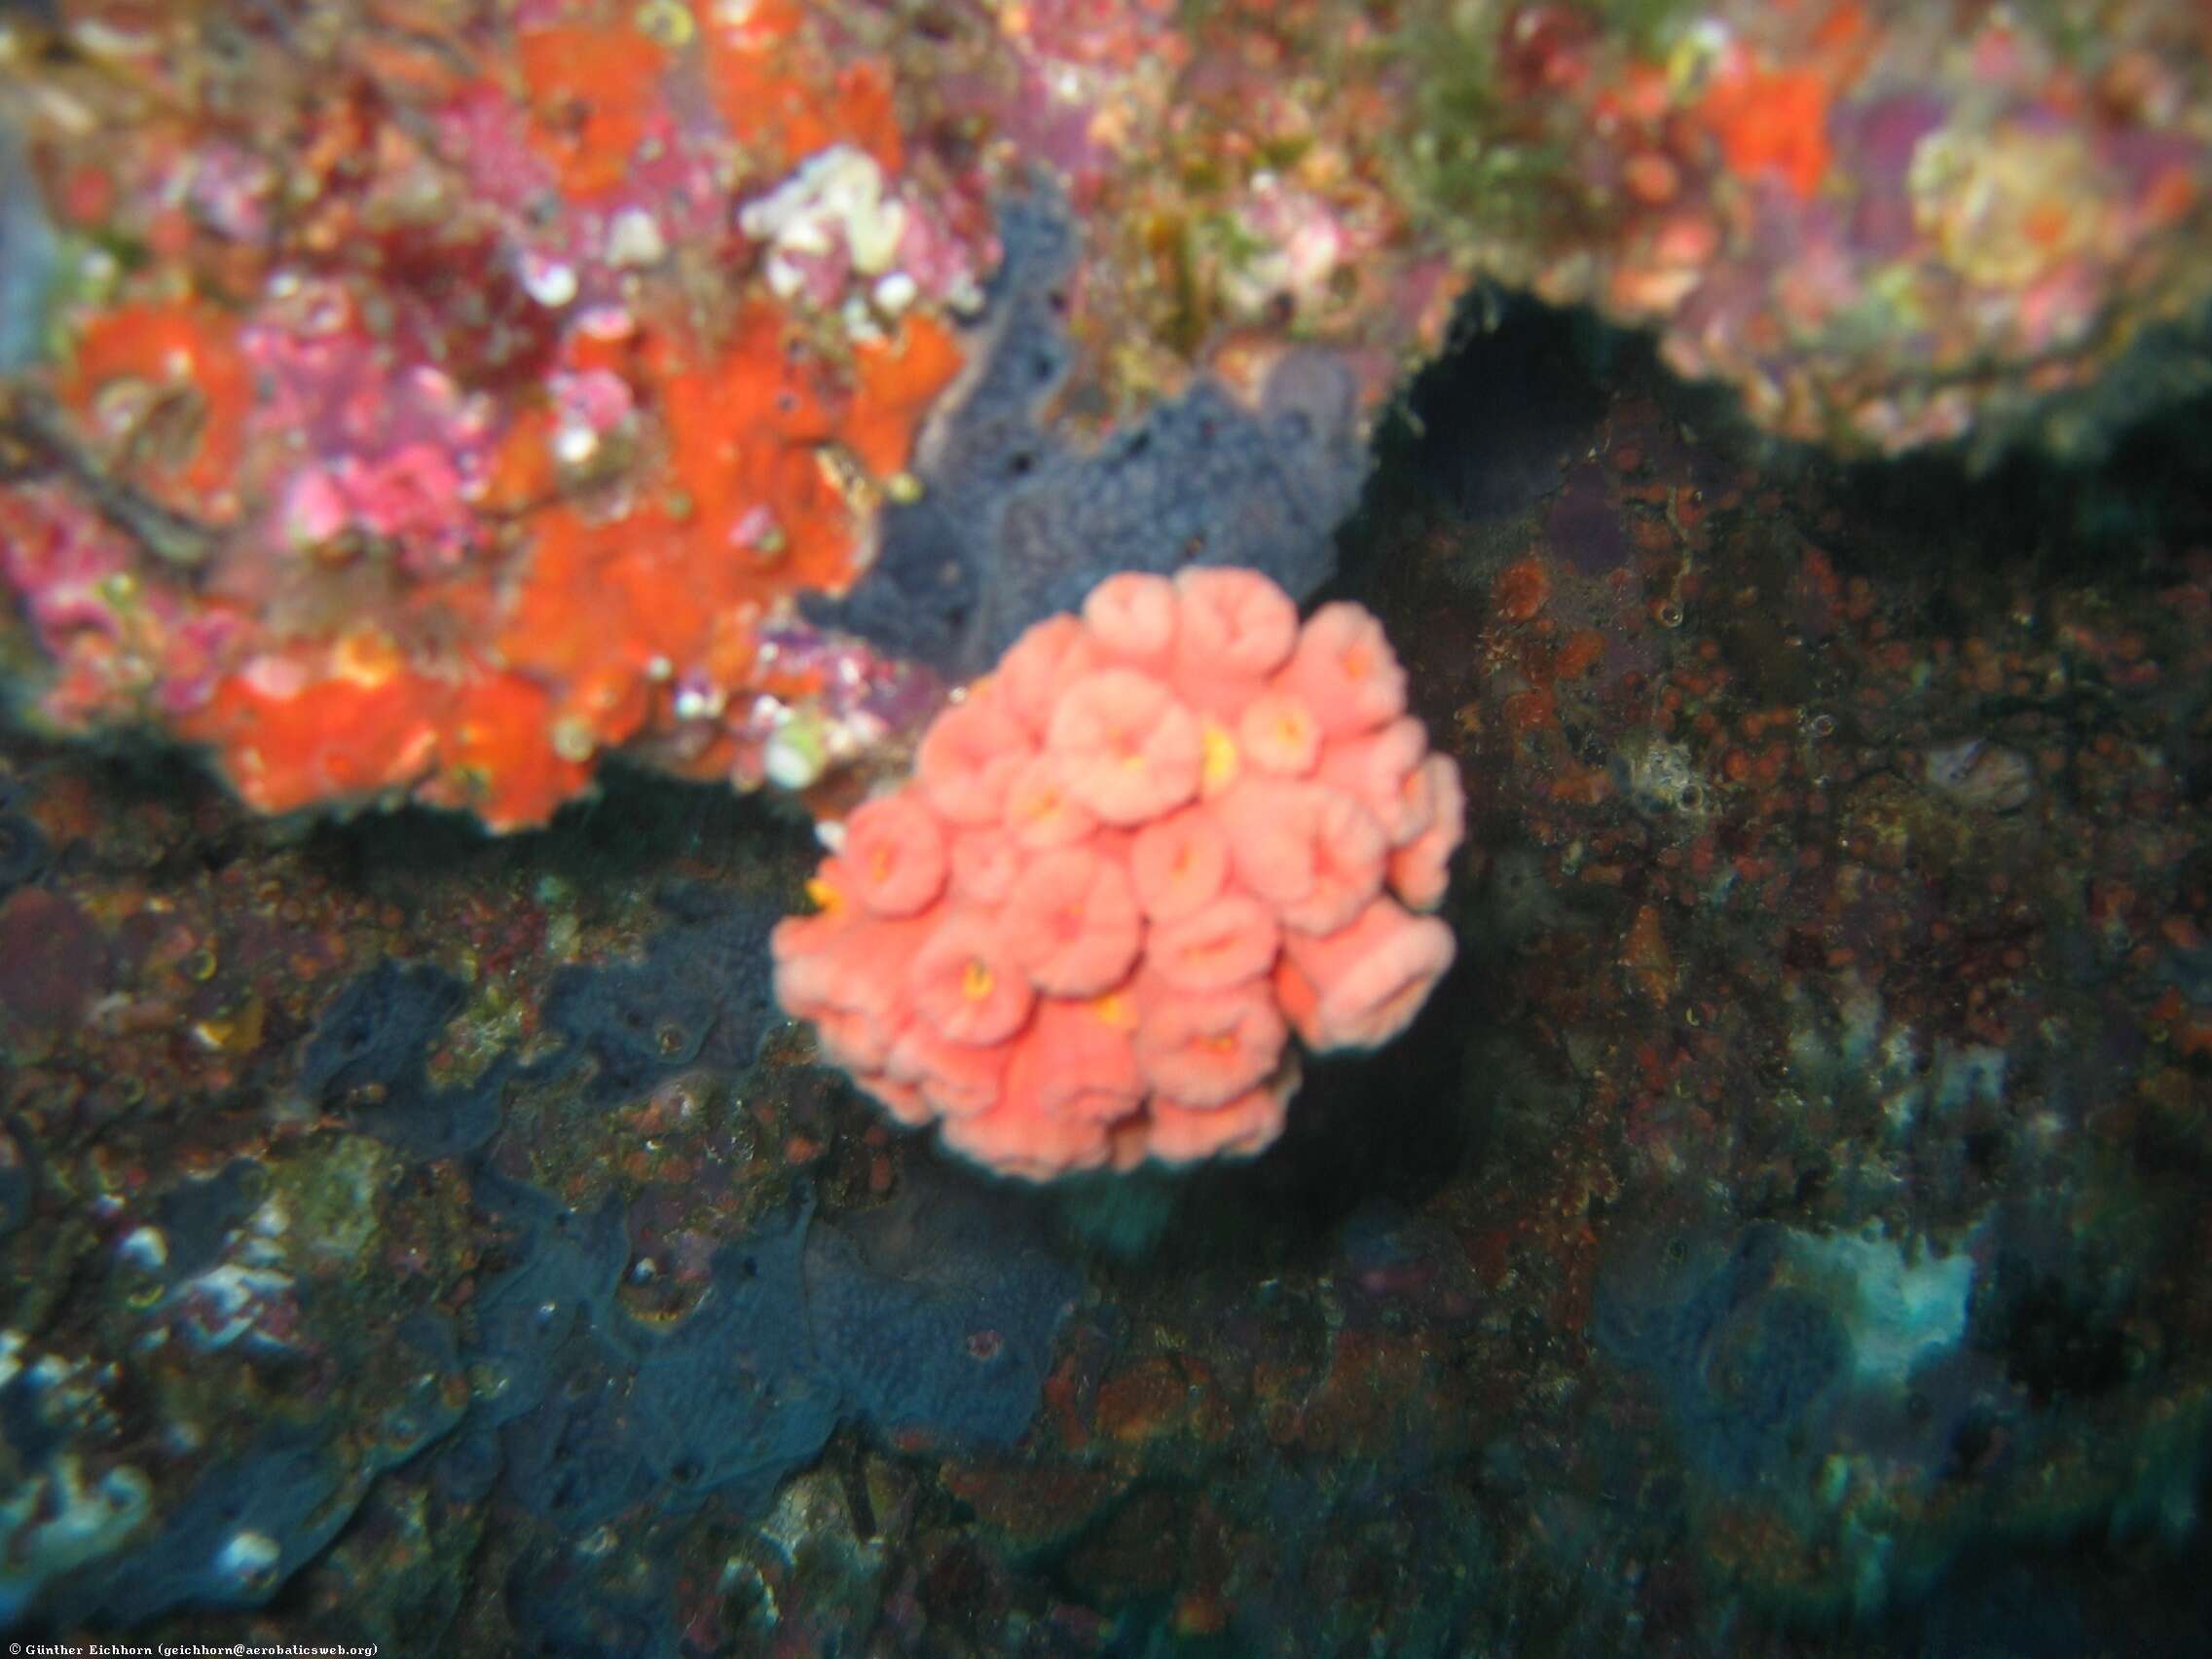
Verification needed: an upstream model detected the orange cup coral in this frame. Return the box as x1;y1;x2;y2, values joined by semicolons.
772;569;1465;1182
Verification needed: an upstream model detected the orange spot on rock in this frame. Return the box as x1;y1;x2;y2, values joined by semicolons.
57;164;114;226
1503;687;1556;735
479;406;560;516
655;307;851;591
1550;764;1613;805
2144;166;2199;229
1554;628;1606;680
63;302;253;522
1173;1592;1230;1638
1620;151;1680;205
421;669;593;830
184;648;444;815
845;314;965;477
1698;64;1831;199
517;25;668;200
695;0;903;174
1095;1354;1215;1445
1492;558;1551;623
496;509;634;682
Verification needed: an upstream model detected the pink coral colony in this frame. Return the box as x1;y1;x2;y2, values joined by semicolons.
772;569;1465;1181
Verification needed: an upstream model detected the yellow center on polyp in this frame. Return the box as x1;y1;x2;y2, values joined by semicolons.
1342;647;1370;681
1201;1032;1238;1054
1201;722;1237;793
804;878;843;914
962;959;995;1001
1093;992;1133;1028
869;847;893;881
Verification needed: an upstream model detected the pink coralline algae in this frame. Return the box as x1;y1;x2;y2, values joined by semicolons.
244;299;498;575
772;570;1465;1182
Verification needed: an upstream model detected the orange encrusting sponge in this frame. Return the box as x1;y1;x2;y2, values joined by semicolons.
168;311;962;831
773;569;1466;1182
